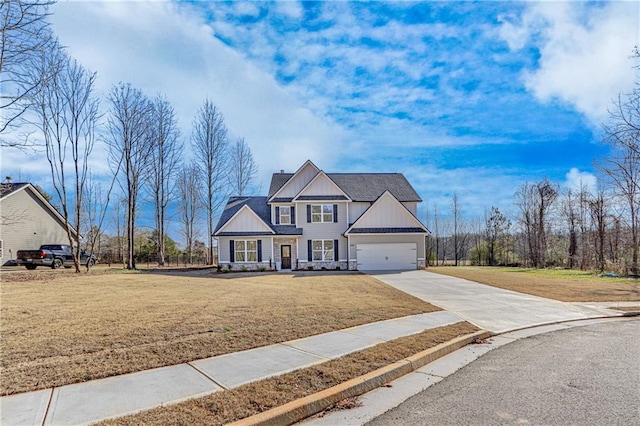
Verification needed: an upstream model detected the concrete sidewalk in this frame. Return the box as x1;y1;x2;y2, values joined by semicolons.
1;310;462;426
372;271;622;333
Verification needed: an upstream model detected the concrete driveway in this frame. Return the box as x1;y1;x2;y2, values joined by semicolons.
371;270;621;333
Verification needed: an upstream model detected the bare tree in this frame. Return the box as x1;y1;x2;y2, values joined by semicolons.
1;0;58;140
107;82;153;270
485;206;511;266
147;94;182;266
589;188;608;272
601;51;640;274
450;192;467;266
229;137;258;196
191;99;229;264
515;179;558;268
30;47;99;272
178;162;200;264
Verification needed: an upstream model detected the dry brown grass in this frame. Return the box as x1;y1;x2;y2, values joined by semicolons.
0;271;437;395
99;322;479;426
432;266;640;302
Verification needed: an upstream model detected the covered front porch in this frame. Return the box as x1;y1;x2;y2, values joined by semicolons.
272;237;299;271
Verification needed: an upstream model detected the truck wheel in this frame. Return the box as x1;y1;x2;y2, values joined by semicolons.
25;264;37;270
52;258;63;269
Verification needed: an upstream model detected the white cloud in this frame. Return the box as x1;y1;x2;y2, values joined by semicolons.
45;1;343;179
500;2;639;125
565;167;597;193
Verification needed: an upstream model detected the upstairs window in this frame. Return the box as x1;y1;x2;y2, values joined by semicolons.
311;204;333;223
280;206;291;224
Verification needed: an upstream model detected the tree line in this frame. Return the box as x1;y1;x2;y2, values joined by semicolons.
1;1;257;271
427;47;640;276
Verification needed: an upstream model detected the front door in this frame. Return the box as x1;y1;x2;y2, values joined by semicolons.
281;245;291;269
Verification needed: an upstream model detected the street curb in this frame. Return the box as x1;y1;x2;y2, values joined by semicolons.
227;329;491;426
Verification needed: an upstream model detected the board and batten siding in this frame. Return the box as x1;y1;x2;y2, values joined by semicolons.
349;234;426;260
217;236;273;264
0;188;73;264
218;208;272;234
297;173;346;197
402;202;418;216
354;198;421;228
296;202;348;261
273;162;318;198
348;202;370;223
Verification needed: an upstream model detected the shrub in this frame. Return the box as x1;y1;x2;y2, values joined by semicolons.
307;265;314;270
241;266;248;272
258;266;267;272
335;266;341;271
222;268;230;273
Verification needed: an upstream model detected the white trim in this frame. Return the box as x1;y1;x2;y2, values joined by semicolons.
344;232;428;236
345;191;428;235
216;205;275;235
292;170;351;201
268;160;320;202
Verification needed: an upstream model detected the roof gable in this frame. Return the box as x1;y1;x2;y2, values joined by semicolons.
0;183;78;237
215;204;274;235
268;160;319;201
293;171;350;201
346;191;427;234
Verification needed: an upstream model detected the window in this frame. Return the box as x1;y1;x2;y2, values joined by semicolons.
312;240;334;261
280;206;291;225
235;240;257;262
311;204;333;223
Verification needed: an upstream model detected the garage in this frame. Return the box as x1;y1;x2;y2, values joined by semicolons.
356;243;417;271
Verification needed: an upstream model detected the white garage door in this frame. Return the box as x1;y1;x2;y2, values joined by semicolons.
357;243;417;271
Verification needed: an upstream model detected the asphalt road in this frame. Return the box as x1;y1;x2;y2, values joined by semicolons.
368;319;640;426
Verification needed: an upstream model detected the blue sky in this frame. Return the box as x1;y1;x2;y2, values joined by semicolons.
2;1;638;236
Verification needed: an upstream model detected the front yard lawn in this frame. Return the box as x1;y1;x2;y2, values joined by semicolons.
0;271;438;395
433;266;640;302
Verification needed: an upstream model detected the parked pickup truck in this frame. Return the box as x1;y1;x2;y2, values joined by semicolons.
16;244;97;270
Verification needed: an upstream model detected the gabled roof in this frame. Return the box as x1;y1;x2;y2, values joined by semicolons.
214;196;303;236
0;182;79;237
345;191;429;235
268;172;421;203
292;171;351;202
267;160;320;202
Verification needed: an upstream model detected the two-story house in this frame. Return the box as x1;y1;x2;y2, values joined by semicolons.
214;160;429;271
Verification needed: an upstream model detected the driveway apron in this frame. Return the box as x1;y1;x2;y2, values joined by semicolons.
371;271;620;333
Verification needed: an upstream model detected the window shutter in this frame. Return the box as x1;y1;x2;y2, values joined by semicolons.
307;240;312;261
275;207;280;225
291;206;295;224
229;240;235;263
307;205;311;223
257;240;262;262
334;239;339;261
333;204;338;222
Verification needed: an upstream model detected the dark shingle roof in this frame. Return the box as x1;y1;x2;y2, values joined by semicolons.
268;174;294;197
346;227;427;234
267;172;421;202
0;182;28;199
328;173;421;202
214;196;303;236
295;195;349;201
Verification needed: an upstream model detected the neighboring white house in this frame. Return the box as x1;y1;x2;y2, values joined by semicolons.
0;182;77;266
214;160;430;271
